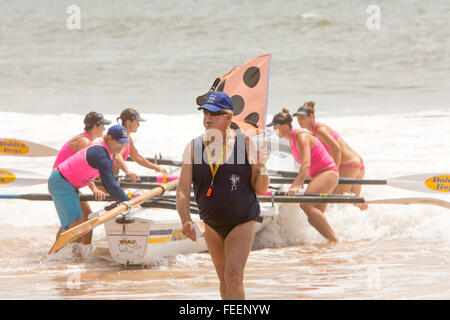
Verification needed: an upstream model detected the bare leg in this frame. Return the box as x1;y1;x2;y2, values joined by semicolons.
223;221;255;300
352;167;368;210
203;224;226;299
79;201;93;245
301;170;339;242
333;166;361;194
203;220;255;300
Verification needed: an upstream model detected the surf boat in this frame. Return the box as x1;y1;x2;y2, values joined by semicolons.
98;201;278;266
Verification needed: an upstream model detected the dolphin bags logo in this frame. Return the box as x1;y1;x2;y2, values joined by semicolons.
0;169;16;185
0;139;30;155
425;175;450;192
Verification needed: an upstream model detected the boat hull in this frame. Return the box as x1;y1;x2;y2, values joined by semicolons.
104;204;278;266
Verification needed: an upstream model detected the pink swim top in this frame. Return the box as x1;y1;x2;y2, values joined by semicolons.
112;138;131;168
289;129;336;178
52;132;91;169
122;142;131;161
313;122;340;153
57;140;113;189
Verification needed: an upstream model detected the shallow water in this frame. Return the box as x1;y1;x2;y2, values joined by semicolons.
1;109;449;299
1;0;449;300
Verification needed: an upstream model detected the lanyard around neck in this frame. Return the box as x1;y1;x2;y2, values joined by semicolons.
205;142;227;197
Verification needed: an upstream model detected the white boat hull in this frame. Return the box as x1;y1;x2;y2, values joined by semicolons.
103;203;278;266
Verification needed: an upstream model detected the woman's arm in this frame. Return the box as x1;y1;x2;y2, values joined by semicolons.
69;135;91;152
86;146;130;203
287;132;310;196
316;126;341;167
129;141;167;174
113;151;139;182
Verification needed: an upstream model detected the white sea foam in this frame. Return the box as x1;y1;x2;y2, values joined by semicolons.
1;109;449;248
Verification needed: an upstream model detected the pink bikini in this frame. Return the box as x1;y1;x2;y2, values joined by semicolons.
313;122;365;171
52;132;91;169
289;129;338;178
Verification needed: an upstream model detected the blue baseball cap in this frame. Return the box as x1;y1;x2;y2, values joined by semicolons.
197;91;234;112
107;124;130;144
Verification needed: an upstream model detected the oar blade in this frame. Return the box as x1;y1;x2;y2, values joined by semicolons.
0;168;48;187
366;197;450;209
48;179;179;254
0;138;59;157
388;173;450;194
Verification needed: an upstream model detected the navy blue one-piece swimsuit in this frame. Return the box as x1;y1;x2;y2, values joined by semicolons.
192;133;260;239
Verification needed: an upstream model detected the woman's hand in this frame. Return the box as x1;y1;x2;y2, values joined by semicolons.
286;184;300;196
93;188;106;201
156;166;167;175
126;171;139;183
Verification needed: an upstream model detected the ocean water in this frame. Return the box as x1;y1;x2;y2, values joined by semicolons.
0;109;449;299
0;0;450;300
1;0;449;116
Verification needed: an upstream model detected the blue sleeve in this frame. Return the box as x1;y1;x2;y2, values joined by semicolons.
86;146;130;202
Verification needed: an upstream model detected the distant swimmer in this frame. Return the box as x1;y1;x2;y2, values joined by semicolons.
48;125;131;249
177;92;270;300
51;111;112;244
114;108;167;180
267;108;339;243
294;101;367;210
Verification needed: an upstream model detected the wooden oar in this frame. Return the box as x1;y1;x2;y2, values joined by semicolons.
255;195;450;209
137;156;450;192
6;191;447;210
116;172;450;194
115;175;179;183
0;193;115;201
267;173;450;194
364;198;450;209
156;193;450;209
0;168;48;187
130;157;296;178
48;179;179;254
0;138;58;157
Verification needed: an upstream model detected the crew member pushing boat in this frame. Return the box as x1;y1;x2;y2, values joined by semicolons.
268;108;340;243
52;111;112;244
294;101;367;209
48;125;131;249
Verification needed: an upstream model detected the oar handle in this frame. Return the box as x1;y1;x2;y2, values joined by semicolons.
269;177;387;185
0;193;116;201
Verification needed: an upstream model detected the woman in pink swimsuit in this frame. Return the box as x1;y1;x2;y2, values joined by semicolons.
267;109;339;243
113;108;167;177
294;102;367;209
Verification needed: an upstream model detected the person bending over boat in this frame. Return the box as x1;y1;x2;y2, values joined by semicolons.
267;108;339;243
294;101;367;209
176;91;269;300
52;111;112;244
113;108;167;180
48;125;131;248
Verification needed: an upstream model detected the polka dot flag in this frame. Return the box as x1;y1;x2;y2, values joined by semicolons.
197;54;271;136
